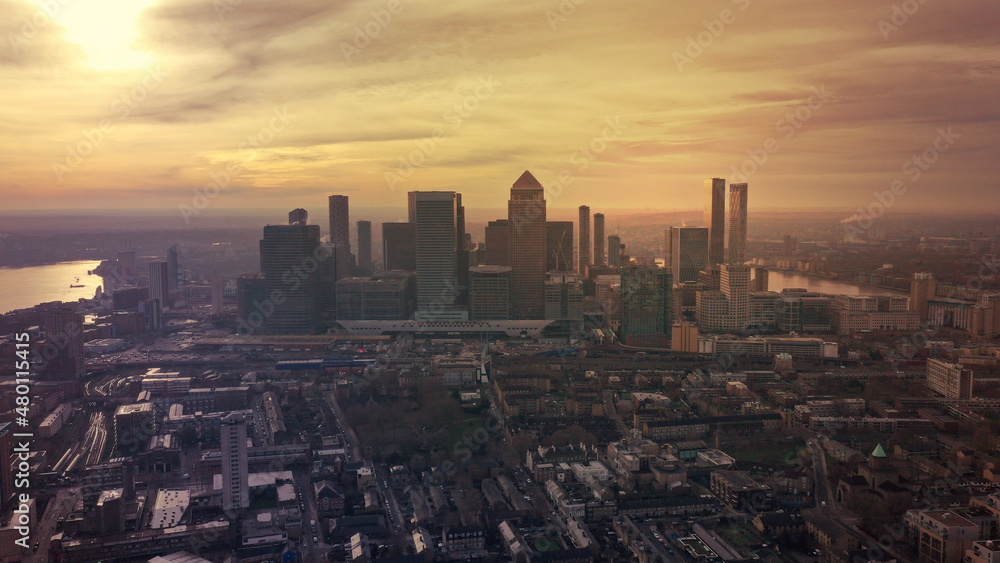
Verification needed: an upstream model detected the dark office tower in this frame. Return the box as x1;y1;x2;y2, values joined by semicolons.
704;178;726;265
319;242;352;327
0;422;11;513
412;191;465;320
752;268;769;292
728;183;748;264
578;205;591;275
469;266;513;320
668;226;710;284
289;208;308;225
166;245;179;290
608;234;623;267
456;194;468;306
546;221;574;272
118;250;136;277
328;195;351;253
41;305;85;380
236;273;267;332
593;213;606;266
356;220;373;276
485;220;510;267
383;222;416;271
148;260;169;312
620;266;673;347
508;171;547;319
260;224;323;334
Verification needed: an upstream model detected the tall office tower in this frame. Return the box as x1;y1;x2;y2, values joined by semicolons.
328;195;351;253
752;268;769;292
148;260;170;313
236;273;266;330
728;183;748;264
383;222;417;271
544;273;584;321
211;276;224;316
671;320;699;353
166;245;179;290
911;272;936;321
0;422;11;513
484;220;510;267
668;226;710;284
607;235;623;267
704;178;726;265
927;359;973;399
413;191;466;320
288;208;308;225
508;171;547;319
721;263;751;330
319;242;352;327
456;194;468;305
259;224;323;333
546;221;574;272
118;250;136;277
469;266;513;320
620;266;673;347
356;220;373;276
578;205;591;275
221;412;249;512
593;213;606;266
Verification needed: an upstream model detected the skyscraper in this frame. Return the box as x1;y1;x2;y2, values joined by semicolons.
288;208;308;225
728;183;748;264
259;224;323;333
148;260;170;313
721;263;751;330
383;222;416;271
546;221;574;272
221;412;249;512
469;266;513;320
704;178;726;265
668;226;710;284
508;171;547;319
484;220;510;267
593;213;606;266
357;220;373;276
911;272;936;321
211;276;224;316
166;245;179;290
578;205;591;275
607;234;623;267
328;195;351;253
412;191;465;320
236;273;266;331
620;266;673;347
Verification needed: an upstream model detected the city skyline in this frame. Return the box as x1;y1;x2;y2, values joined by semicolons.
2;0;997;214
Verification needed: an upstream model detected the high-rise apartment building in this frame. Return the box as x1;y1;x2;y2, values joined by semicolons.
668;226;710;284
926;358;973;399
508;171;547;319
704;178;726;265
607;234;624;268
593;213;606;266
721;263;751;330
578;205;591;275
413;191;466;320
328;195;351;254
382;222;416;271
546;221;574;272
259;224;323;333
728;183;748;264
469;266;513;320
356;220;373;276
148;260;170;312
221;412;249;512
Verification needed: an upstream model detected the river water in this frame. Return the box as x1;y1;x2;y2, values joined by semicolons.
0;260;103;314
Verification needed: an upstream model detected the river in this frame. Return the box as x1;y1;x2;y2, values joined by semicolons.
763;269;905;296
0;260;104;314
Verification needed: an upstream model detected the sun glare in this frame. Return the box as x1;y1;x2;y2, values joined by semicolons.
30;0;157;71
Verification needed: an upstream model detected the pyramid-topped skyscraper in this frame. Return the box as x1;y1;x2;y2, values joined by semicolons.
508;170;546;319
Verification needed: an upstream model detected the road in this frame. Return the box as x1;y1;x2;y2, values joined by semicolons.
28;487;80;563
294;471;330;560
604;390;628;437
375;464;406;536
807;437;835;511
328;392;361;463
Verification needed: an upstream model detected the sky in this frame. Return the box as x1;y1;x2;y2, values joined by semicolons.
1;0;998;215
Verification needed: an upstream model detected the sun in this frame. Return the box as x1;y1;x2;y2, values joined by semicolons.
29;0;157;71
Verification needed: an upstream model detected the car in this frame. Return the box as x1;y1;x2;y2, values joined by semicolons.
182;473;190;479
